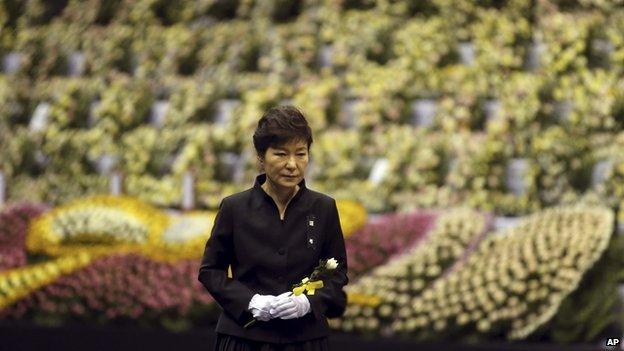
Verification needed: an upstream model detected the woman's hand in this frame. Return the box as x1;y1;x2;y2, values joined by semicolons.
248;294;277;321
269;292;311;319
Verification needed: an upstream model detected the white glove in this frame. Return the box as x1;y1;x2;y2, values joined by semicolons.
248;294;276;322
269;292;311;319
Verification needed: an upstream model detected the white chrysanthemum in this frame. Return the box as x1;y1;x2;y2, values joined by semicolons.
326;258;339;270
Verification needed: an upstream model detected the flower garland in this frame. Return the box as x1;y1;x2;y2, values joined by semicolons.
387;205;612;340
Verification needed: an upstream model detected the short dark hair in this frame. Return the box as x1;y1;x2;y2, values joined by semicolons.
253;106;313;158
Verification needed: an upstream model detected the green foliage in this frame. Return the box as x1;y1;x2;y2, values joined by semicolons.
546;233;624;343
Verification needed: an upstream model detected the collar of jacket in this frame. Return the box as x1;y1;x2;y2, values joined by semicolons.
251;173;307;210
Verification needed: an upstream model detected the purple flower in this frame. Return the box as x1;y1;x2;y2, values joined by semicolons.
1;253;216;329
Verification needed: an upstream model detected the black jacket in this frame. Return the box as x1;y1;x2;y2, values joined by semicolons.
198;173;349;343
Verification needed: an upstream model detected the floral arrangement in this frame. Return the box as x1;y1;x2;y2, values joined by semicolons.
433;69;484;133
445;133;509;194
0;1;623;225
0;76;33;127
309;129;363;183
6;172;111;206
336;205;614;341
91;76;154;137
536;11;595;75
119;125;190;176
345;210;438;279
340;208;489;331
26;195;169;257
290;74;341;132
320;10;399;68
132;25;205;78
392;17;454;73
83;25;136;75
488;72;543;135
196;20;263;72
259;19;321;81
0;251;101;313
20;194;363;263
470;8;530;72
314;180;387;213
531;126;594;206
548;69;619;133
47;78;98;129
343;61;410;129
391;185;466;212
162;78;218;127
0;254;216;331
11;24;77;78
367;126;448;200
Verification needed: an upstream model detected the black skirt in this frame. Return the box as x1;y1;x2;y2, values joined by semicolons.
214;333;330;351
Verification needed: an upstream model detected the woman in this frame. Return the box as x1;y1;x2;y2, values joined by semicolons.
198;106;349;351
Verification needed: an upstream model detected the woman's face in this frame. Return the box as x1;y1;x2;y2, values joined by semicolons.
259;139;309;190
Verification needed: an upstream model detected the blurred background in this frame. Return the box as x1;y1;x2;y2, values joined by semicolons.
0;0;623;350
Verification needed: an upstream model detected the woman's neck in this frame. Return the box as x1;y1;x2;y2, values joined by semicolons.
262;178;299;206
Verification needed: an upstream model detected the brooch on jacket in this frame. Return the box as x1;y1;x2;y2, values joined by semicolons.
306;214;317;250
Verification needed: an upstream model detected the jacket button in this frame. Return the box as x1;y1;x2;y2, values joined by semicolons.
278;248;285;255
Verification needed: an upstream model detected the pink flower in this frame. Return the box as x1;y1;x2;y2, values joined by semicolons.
346;210;438;278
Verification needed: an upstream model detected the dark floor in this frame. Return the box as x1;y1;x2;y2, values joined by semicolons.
0;323;607;351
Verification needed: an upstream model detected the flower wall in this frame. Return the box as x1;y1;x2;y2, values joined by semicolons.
0;0;624;217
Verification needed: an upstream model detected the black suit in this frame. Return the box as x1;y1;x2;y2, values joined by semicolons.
198;173;349;343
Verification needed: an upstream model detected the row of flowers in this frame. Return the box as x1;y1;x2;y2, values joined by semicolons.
22;195;366;262
2;66;623;138
2;67;623;141
0;193;366;328
0;251;103;312
0;253;217;331
3;0;622;29
1;6;623;78
332;205;614;341
0;200;619;339
341;208;490;329
4;129;624;216
0;195;365;325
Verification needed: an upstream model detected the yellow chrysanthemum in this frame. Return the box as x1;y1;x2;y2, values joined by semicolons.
336;199;368;238
27;195;169;257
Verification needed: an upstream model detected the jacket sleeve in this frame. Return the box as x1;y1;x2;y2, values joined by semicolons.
198;198;255;326
308;198;349;320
